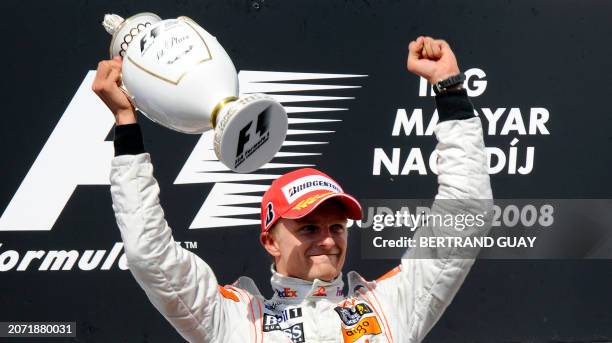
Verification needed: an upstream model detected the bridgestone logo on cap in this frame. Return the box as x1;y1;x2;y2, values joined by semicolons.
281;175;342;203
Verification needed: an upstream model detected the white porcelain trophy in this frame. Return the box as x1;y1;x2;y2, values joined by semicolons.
102;13;288;173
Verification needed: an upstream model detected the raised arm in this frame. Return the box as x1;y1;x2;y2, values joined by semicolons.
372;37;493;342
93;58;233;342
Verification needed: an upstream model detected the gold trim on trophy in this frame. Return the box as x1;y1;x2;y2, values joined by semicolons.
177;16;197;24
211;96;238;129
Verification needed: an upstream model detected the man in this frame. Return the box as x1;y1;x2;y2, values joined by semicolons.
93;36;492;342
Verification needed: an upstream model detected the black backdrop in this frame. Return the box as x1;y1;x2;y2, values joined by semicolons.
1;1;612;342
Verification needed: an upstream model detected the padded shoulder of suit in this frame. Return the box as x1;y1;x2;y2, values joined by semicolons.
231;275;263;298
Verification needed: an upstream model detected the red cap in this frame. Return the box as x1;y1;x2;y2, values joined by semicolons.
260;168;362;233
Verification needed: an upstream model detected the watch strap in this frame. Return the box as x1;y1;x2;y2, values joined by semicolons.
433;73;466;94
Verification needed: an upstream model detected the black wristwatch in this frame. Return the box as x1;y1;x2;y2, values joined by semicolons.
433;73;465;95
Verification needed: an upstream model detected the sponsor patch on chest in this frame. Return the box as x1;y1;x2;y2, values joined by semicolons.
263;307;303;331
334;302;373;326
335;301;384;342
341;316;382;343
263;307;305;342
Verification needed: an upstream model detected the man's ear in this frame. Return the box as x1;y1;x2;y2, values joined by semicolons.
261;230;281;258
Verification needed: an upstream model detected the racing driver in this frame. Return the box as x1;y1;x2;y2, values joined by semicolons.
93;36;493;342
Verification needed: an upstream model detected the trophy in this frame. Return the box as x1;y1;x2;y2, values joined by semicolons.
102;13;288;173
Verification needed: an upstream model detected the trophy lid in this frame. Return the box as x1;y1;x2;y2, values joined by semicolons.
104;12;162;58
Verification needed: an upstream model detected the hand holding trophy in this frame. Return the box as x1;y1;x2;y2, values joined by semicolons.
101;13;288;173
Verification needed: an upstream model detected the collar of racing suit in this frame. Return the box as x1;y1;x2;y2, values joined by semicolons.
269;265;345;303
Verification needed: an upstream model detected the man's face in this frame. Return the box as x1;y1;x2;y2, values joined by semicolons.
263;200;348;282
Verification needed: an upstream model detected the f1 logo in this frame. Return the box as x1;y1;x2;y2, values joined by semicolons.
0;72;115;231
236;110;269;157
1;69;361;231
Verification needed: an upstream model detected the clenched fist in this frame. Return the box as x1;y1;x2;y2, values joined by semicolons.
92;56;137;125
407;36;460;85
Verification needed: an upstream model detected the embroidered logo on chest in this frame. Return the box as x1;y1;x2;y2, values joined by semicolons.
334;302;373;326
341;316;382;343
335;302;383;343
262;307;305;342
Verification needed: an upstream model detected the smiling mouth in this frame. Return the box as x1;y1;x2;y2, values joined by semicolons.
308;253;339;258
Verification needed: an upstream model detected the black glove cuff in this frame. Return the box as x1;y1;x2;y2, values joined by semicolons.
114;123;146;156
435;88;475;122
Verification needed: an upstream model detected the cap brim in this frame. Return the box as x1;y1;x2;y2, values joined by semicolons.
281;192;362;221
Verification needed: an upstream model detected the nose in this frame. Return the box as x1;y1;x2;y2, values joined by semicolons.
316;227;336;249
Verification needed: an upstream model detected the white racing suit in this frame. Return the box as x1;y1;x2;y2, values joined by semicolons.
110;89;493;342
